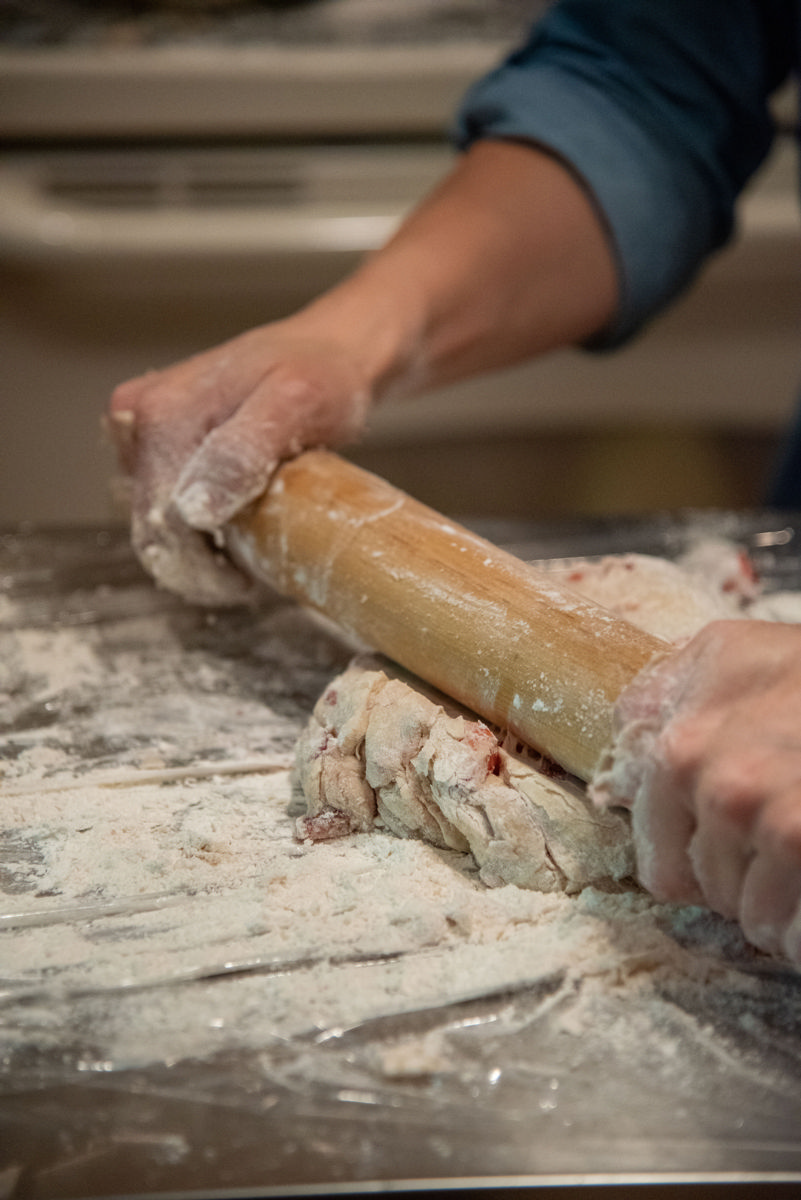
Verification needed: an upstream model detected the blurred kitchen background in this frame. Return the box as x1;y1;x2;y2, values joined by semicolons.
2;0;800;527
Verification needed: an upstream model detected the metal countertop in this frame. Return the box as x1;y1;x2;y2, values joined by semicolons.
2;513;801;1200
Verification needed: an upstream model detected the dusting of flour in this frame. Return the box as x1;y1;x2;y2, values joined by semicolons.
1;748;783;1076
2;531;800;1110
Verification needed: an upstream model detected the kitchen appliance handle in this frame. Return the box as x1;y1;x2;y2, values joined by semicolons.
0;169;402;264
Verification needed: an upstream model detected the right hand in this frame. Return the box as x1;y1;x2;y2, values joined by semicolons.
107;321;373;605
591;619;801;966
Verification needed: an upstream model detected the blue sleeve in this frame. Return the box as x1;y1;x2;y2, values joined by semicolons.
454;0;795;345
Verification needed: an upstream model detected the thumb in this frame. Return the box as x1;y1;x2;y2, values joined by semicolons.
172;418;279;531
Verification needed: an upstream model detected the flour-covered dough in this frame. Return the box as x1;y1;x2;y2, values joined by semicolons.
538;543;753;643
293;656;635;893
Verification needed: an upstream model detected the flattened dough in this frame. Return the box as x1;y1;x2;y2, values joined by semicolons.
293;656;634;893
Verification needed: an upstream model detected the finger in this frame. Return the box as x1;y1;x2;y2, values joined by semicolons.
683;744;769;921
686;822;752;921
739;853;801;959
630;765;703;904
132;506;256;606
107;371;169;475
740;785;801;957
103;408;138;474
782;900;801;969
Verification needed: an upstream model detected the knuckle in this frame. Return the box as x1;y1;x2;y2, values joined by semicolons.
656;715;778;837
275;371;319;404
693;619;743;656
756;791;801;866
655;719;705;780
658;718;770;832
700;754;771;832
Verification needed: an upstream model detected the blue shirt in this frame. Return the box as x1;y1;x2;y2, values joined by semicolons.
454;0;796;347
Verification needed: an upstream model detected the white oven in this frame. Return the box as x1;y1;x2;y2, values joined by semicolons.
2;0;800;525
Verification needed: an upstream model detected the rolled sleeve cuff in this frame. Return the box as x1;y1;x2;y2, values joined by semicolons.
454;63;733;347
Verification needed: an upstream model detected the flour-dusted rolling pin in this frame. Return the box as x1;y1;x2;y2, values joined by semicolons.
227;450;664;781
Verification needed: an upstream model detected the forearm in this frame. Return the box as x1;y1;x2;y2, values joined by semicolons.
295;139;619;401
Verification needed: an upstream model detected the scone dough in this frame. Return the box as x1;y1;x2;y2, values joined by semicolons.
293;656;634;893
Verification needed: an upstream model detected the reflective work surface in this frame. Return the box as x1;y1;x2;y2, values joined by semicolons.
2;513;801;1200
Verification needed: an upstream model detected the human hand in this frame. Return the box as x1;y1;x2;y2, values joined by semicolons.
591;620;801;966
107;322;372;605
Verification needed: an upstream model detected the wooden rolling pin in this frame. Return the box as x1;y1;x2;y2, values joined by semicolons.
227;450;665;782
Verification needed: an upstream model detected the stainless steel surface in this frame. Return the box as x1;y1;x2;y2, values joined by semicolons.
3;513;801;1199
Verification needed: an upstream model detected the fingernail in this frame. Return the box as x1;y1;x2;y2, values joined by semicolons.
103;409;136;449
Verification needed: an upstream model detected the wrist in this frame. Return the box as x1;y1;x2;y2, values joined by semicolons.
292;268;430;405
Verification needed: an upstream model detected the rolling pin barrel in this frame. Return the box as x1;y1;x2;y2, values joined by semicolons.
227;450;664;781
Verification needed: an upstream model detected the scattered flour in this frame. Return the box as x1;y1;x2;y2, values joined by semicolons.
1;763;766;1075
2;532;801;1122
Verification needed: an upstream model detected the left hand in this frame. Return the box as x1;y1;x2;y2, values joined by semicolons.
106;322;374;605
591;619;801;965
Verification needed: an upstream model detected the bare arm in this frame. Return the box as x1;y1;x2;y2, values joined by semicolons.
290;139;619;398
108;139;617;603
